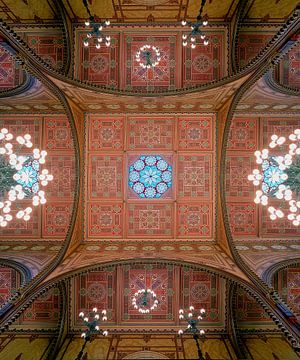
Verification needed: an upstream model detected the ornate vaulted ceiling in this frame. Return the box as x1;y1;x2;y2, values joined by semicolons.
0;1;300;359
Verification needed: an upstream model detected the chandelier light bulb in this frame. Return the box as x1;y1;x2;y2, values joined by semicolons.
181;20;187;26
84;317;89;322
103;330;108;336
95;314;100;320
96;43;101;49
95;326;99;331
178;329;184;335
200;329;205;335
85;19;90;26
83;41;89;47
183;41;188;47
204;39;209;46
203;20;208;26
81;332;86;338
105;20;110;26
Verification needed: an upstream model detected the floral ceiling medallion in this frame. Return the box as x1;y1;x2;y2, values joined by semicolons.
135;45;161;68
0;128;53;227
248;129;300;226
129;155;172;198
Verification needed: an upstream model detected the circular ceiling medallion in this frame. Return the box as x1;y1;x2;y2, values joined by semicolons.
193;54;212;73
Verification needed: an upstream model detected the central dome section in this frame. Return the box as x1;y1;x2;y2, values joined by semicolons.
129;155;172;198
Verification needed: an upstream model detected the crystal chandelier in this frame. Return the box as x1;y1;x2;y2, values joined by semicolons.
178;306;206;360
181;0;209;48
0;128;52;227
248;129;300;226
82;0;111;49
135;45;161;68
132;288;159;314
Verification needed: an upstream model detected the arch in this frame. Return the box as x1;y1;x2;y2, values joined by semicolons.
0;259;32;285
262;258;300;286
123;350;169;359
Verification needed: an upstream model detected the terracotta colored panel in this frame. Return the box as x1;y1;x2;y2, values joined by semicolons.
237;33;273;68
45;154;76;199
87;203;123;238
42;202;72;238
124;34;178;91
127;203;173;238
123;263;174;321
74;270;116;325
236;288;270;323
177;115;214;151
225;154;256;200
279;44;300;89
181;270;221;323
89;154;123;199
20;287;60;325
0;45;22;89
177;203;212;238
228;203;257;237
262;118;300;147
88;115;124;151
228;117;258;151
43;116;73;150
183;33;224;85
27;35;64;70
77;32;119;87
0;202;40;238
127;117;174;150
0;267;19;306
177;153;213;200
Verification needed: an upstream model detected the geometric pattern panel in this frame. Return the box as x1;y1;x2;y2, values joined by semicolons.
43;116;73;151
177;154;212;200
127;203;173;238
87;203;123;238
26;35;64;70
278;43;300;89
127;117;174;150
181;270;222;324
228;117;258;151
274;267;300;316
89;154;123;199
76;32;119;87
123;263;174;321
262;118;300;147
228;203;258;237
183;33;225;86
0;45;23;89
236;288;272;324
74;270;116;325
237;33;274;68
19;287;60;327
177;203;213;239
177;115;214;151
42;202;73;238
225;154;256;200
0;267;20;306
124;34;178;92
88;115;124;151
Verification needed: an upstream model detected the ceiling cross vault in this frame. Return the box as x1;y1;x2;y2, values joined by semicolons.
0;1;299;359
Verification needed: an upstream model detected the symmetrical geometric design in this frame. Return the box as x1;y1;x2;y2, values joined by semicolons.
42;203;72;237
274;267;300;316
88;203;123;238
178;116;213;151
127;117;173;150
26;35;64;70
85;113;215;241
127;204;173;237
0;267;19;306
177;203;212;238
44;116;73;151
0;45;23;89
181;270;222;324
128;155;172;199
228;203;257;237
74;270;115;325
123;263;174;321
183;33;225;86
237;33;274;68
228;117;258;151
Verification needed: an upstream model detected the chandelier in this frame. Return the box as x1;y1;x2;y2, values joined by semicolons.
178;306;206;360
135;45;161;68
77;308;108;360
132;288;159;314
181;0;209;48
248;129;300;226
0;127;52;227
82;0;111;49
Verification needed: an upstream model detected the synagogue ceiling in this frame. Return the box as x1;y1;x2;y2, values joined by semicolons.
0;1;299;357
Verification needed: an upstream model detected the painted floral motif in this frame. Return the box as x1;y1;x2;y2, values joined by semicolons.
129;155;172;198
